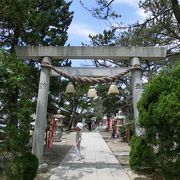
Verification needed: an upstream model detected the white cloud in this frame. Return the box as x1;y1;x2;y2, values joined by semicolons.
68;23;98;39
136;9;146;19
113;0;147;21
136;8;151;20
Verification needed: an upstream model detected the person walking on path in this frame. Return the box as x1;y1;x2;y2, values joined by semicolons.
88;120;92;131
111;124;116;139
74;122;83;160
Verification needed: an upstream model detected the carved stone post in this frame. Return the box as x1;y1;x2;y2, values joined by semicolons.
131;57;142;135
32;57;51;163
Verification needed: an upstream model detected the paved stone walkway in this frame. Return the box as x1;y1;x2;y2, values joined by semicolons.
49;131;130;180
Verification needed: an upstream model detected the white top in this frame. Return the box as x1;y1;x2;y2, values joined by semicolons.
76;131;82;143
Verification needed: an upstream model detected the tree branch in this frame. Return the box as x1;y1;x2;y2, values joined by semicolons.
170;0;180;24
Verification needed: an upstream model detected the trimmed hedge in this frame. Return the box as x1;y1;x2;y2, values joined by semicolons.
130;64;180;179
6;152;39;180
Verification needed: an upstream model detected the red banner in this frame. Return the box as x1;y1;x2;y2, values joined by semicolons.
109;116;114;131
47;115;55;149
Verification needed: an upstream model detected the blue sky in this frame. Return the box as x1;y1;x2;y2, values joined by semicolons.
65;0;146;66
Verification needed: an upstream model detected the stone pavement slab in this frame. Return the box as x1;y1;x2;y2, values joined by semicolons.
49;131;130;180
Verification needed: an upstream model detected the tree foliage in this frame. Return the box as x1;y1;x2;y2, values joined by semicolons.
0;50;38;178
130;63;180;178
0;0;73;50
0;0;74;178
79;0;120;21
84;0;180;54
138;0;180;53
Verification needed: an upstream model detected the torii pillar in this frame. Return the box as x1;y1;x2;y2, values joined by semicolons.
131;57;142;135
32;57;51;163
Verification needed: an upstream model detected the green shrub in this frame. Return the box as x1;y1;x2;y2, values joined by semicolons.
120;126;126;139
6;152;39;180
130;64;180;179
129;136;155;173
6;159;22;180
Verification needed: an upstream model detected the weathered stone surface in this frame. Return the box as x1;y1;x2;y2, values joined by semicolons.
15;46;167;60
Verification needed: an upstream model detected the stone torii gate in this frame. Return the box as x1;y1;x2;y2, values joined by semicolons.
15;46;167;162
